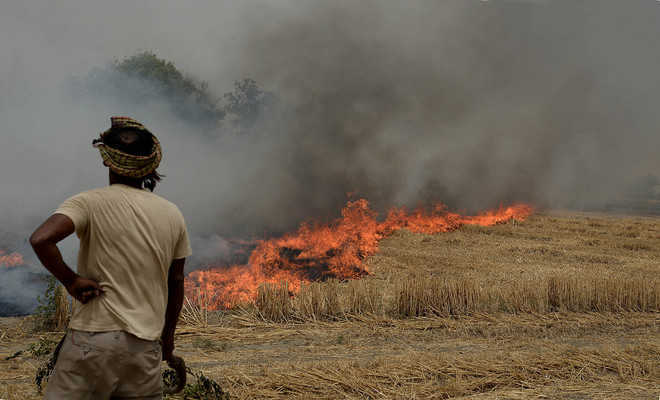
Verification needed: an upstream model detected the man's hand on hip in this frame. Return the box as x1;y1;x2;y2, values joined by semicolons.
66;276;103;304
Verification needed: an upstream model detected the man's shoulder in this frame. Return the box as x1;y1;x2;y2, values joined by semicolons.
68;186;185;221
64;186;113;202
142;191;185;220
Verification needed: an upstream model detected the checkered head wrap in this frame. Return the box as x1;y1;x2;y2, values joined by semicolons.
93;117;162;178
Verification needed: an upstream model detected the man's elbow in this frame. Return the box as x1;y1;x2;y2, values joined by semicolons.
29;231;48;249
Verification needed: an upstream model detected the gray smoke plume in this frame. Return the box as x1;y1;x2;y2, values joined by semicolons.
1;1;659;312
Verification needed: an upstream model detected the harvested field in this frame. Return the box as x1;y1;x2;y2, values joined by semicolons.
1;211;659;399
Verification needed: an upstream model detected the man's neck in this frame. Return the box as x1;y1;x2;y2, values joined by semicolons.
109;171;142;189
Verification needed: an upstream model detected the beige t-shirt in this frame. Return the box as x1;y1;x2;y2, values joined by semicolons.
55;184;192;340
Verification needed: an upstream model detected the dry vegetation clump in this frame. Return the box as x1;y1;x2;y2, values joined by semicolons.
53;285;69;331
255;282;293;322
181;289;211;328
296;279;383;320
295;281;339;321
254;279;386;322
395;277;480;317
252;273;658;322
31;278;70;332
344;278;383;316
163;367;230;400
395;274;659;317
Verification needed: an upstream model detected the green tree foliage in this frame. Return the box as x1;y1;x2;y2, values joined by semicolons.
223;78;273;128
113;51;225;125
81;51;224;128
33;276;57;331
32;276;69;332
79;51;274;133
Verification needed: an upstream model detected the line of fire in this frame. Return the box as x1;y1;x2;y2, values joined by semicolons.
184;199;533;309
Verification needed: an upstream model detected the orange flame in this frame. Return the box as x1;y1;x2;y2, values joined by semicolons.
186;200;533;309
0;250;24;268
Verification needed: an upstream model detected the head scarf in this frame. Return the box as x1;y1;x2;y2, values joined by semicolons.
93;116;162;178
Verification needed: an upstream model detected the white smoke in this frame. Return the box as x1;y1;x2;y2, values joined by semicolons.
1;1;659;313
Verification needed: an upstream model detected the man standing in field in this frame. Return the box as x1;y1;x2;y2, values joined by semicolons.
30;117;192;399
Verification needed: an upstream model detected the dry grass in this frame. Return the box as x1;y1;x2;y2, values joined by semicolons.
255;279;386;322
181;289;211;328
0;318;29;342
2;211;659;399
253;273;658;322
255;282;293;322
219;342;658;399
344;278;383;316
53;285;69;331
2;311;658;399
395;274;659;317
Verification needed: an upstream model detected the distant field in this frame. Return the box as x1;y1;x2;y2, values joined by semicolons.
1;211;658;399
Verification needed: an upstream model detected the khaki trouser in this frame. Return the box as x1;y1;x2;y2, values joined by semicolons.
44;329;162;400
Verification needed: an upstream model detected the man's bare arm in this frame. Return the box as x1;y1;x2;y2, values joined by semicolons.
161;257;185;361
30;214;101;303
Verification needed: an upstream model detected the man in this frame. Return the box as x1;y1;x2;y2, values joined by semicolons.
30;117;192;399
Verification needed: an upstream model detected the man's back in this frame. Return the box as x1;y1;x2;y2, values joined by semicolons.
56;183;191;340
33;117;190;399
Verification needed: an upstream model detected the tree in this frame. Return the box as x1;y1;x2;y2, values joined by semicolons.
223;78;273;127
81;51;225;129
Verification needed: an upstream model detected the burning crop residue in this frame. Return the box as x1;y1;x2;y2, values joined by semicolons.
185;200;533;309
0;250;24;268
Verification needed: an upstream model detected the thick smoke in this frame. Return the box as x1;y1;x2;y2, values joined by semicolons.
1;1;659;311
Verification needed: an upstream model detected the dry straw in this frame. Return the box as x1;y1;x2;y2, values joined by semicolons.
252;273;659;322
53;284;70;331
395;274;659;317
223;343;659;399
181;288;210;328
254;279;387;322
255;282;293;322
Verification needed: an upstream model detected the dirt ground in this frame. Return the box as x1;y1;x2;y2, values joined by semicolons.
1;211;658;399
